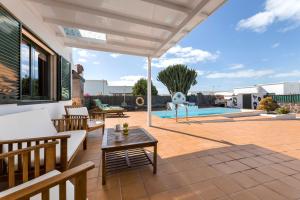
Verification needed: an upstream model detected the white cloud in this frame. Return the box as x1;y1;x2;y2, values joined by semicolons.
272;42;280;48
78;58;87;63
93;61;100;65
151;45;219;68
77;49;89;57
272;70;300;77
206;69;274;79
196;70;205;76
229;64;245;70
236;0;300;32
108;75;146;86
110;53;121;58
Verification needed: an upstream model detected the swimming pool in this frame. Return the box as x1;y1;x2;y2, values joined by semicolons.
152;107;241;118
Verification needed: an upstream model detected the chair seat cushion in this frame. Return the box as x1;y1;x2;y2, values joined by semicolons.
57;130;86;161
0;170;75;200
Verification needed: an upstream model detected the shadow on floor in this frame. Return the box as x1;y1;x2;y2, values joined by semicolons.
151;125;235;146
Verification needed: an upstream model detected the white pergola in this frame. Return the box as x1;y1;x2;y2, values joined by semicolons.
24;0;226;126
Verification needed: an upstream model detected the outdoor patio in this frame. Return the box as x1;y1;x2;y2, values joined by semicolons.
72;112;300;200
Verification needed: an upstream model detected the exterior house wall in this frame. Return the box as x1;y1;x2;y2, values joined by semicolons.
0;1;73;117
233;87;259;95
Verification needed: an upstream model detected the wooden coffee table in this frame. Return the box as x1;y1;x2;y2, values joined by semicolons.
101;128;158;185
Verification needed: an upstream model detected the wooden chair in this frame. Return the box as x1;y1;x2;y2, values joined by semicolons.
0;141;94;200
64;105;106;135
0;109;88;171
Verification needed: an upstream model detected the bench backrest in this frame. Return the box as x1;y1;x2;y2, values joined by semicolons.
65;106;89;117
0;109;58;141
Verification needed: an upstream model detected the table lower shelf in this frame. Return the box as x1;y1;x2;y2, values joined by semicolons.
105;148;152;174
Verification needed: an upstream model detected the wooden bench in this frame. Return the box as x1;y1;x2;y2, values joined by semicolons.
0;141;94;200
0;109;88;171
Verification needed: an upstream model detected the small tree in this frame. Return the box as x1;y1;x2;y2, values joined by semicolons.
257;97;279;113
132;78;158;96
157;64;197;95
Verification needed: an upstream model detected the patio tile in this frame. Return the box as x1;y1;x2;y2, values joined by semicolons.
200;156;223;165
229;172;258;189
211;176;243;195
279;175;300;190
270;163;298;175
96;188;122;200
239;157;263;168
225;160;251;172
264;180;300;199
248;185;286;200
230;190;260;200
256;166;286;179
190;181;226;200
212;163;238;174
242;169;274;183
121;182;148;200
149;188;201;200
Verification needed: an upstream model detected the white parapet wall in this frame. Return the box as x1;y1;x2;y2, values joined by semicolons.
0;101;72;119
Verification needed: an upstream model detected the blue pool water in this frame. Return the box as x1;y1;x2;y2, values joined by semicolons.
152;107;241;118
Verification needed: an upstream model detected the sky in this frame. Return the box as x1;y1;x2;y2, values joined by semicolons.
72;0;300;95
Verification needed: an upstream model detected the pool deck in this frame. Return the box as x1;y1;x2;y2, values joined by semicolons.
72;111;300;200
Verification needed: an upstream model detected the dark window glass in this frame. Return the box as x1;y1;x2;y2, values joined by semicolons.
21;36;50;100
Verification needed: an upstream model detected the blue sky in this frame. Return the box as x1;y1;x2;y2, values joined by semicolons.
73;0;300;94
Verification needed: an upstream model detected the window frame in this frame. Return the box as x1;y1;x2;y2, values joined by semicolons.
20;34;51;101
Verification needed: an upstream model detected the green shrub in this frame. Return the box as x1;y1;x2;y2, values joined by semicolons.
275;107;290;114
257;97;279;112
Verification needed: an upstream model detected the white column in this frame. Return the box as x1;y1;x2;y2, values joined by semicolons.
147;56;152;127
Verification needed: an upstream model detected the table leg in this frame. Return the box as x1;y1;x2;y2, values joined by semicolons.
153;144;157;174
102;150;106;185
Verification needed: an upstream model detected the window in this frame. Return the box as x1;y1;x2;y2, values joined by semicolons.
21;36;50;100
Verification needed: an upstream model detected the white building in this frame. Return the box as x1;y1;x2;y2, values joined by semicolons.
84;80;132;96
227;82;300;109
234;82;300;95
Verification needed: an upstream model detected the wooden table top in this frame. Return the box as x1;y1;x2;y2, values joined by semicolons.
102;127;158;150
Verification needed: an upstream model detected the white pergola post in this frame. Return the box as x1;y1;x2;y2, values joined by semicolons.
147;56;152;127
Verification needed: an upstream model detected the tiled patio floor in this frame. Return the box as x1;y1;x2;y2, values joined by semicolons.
71;112;300;200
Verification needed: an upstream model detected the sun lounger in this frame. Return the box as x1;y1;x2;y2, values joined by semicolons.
93;99;125;116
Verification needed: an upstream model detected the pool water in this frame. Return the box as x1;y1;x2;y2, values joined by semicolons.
152;107;241;118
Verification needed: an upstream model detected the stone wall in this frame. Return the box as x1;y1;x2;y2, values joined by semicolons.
278;103;300;113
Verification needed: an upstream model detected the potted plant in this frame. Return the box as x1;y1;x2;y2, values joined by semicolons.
123;123;129;135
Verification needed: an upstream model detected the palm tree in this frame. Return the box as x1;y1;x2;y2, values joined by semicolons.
157;64;197;95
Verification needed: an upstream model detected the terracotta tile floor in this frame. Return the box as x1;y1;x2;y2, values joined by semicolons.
71;112;300;200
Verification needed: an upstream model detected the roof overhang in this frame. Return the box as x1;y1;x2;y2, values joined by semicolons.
24;0;226;58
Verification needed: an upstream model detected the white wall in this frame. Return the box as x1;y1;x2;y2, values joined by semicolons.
0;0;72;62
0;101;71;118
107;86;132;95
234;87;259;95
260;84;284;95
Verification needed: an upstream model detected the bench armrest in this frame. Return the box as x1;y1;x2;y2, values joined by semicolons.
52;117;88;132
0;141;58;188
1;162;95;200
0;135;70;145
